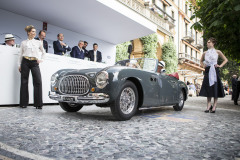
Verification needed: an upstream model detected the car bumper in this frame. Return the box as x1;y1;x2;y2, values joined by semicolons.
49;92;110;104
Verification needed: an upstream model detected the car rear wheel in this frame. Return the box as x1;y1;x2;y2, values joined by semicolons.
110;81;138;121
59;102;83;112
173;90;185;111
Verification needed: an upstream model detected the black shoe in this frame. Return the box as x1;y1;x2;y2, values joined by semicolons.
209;105;213;111
210;110;216;113
36;106;42;109
234;102;238;105
20;106;27;108
204;110;209;113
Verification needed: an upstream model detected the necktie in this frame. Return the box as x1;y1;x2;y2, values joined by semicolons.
61;42;64;55
80;50;84;58
62;45;64;55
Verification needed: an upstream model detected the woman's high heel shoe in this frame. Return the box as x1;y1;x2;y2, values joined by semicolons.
204;105;213;113
209;105;213;111
210;110;216;113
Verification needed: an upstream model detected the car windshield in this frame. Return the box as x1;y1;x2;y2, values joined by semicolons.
115;58;158;72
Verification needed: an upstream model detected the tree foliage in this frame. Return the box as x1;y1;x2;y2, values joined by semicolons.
162;39;178;74
190;0;240;61
116;41;131;62
218;57;240;86
140;34;158;59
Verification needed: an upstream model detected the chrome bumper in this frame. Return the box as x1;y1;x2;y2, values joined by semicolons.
49;92;110;104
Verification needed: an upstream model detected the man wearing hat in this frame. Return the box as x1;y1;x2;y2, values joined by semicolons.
2;34;15;47
157;60;166;74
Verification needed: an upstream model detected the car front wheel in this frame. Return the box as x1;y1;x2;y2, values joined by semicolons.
173;89;185;111
59;102;83;112
110;81;138;121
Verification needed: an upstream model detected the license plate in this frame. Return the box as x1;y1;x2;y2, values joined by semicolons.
63;97;75;101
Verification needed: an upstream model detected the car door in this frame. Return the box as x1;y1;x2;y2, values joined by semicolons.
158;74;178;105
141;72;162;107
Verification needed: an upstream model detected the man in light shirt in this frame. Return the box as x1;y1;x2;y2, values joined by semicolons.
35;30;48;53
88;43;102;62
2;34;15;47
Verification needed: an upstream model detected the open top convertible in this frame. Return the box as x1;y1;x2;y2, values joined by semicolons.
49;58;188;120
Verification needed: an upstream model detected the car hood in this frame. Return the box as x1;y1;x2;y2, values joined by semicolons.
54;68;102;77
56;65;130;76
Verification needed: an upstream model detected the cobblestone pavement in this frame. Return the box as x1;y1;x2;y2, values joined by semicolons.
0;95;240;160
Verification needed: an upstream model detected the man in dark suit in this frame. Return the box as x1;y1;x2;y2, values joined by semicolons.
234;77;240;105
127;40;133;59
35;30;48;53
70;40;86;59
88;43;102;62
53;33;71;55
83;41;89;57
232;75;238;100
2;34;15;46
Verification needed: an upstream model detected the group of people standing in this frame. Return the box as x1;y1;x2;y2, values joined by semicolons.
53;33;102;62
186;82;201;97
2;30;102;63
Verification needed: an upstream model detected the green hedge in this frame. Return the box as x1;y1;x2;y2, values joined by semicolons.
140;34;158;59
116;41;131;62
162;39;178;74
116;34;178;74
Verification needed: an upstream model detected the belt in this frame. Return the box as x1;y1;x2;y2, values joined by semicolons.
24;56;38;60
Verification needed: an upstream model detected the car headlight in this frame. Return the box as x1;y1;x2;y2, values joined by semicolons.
95;71;108;89
51;73;59;86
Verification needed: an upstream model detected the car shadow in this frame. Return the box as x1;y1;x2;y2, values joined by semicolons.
138;106;174;114
56;106;178;121
43;105;188;121
57;110;118;121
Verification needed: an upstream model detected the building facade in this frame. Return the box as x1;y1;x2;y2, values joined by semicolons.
130;0;204;85
176;0;204;85
116;0;173;60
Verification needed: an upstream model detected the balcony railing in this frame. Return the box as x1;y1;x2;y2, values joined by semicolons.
116;0;171;34
178;52;200;65
195;39;203;49
183;31;195;43
151;2;175;29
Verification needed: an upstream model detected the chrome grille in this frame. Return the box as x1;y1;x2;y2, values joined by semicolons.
59;75;90;95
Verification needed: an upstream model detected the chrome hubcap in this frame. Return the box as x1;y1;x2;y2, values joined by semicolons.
179;92;184;107
119;87;135;114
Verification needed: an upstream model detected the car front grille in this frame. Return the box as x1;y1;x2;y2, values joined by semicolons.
59;75;90;95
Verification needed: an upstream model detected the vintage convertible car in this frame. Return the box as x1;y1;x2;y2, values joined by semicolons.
49;58;188;120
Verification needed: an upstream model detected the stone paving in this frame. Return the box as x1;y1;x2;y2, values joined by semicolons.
0;95;240;160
